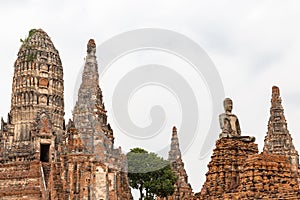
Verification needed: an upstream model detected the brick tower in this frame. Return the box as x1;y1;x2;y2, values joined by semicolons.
163;126;193;199
0;29;65;199
73;39;113;153
7;28;65;163
62;39;132;200
263;86;299;172
10;29;64;141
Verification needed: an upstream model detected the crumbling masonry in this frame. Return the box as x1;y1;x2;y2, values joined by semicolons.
197;86;300;199
0;29;131;200
1;29;300;200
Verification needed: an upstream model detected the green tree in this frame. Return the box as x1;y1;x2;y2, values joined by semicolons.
127;148;177;199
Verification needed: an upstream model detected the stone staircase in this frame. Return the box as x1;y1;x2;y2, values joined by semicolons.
52;162;65;199
42;162;51;187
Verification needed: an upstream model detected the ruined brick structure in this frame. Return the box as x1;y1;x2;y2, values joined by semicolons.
157;126;193;200
0;29;132;200
63;38;132;200
198;138;259;199
197;86;300;200
1;28;300;200
263;86;299;172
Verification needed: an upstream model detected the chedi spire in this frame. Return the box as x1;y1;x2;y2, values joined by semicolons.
73;39;114;153
168;126;182;162
263;86;299;171
162;126;193;199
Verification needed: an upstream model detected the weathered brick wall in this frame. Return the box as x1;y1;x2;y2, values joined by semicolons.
0;160;42;199
197;139;300;200
198;138;258;200
234;153;300;199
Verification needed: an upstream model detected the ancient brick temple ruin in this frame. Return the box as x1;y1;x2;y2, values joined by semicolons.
0;29;132;200
157;126;194;200
197;86;300;199
1;29;300;200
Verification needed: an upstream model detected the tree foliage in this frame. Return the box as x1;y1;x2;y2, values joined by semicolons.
127;148;177;199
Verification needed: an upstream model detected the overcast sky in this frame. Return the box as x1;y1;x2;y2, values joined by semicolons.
1;0;300;197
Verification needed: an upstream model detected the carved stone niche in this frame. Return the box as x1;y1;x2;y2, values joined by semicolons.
39;78;49;88
36;112;52;136
40;64;48;71
39;95;47;105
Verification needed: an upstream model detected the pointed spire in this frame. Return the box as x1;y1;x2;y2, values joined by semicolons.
165;126;193;199
73;39;114;151
263;86;299;171
168;126;182;162
75;39;103;108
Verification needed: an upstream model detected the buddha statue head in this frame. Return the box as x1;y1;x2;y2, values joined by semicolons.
223;98;233;113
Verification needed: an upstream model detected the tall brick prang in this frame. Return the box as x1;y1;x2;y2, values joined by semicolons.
0;28;65;199
263;86;299;172
64;39;132;200
10;29;65;142
158;126;193;200
73;39;114;154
